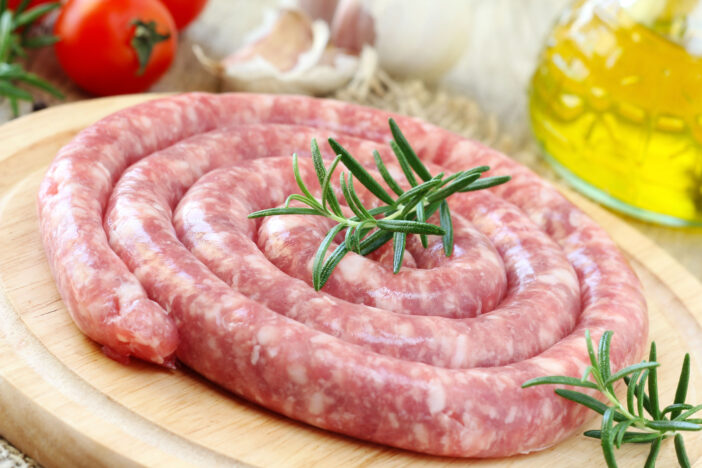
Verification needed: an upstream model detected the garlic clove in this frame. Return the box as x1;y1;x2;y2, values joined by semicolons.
195;9;372;95
330;0;376;54
222;9;314;73
296;0;340;25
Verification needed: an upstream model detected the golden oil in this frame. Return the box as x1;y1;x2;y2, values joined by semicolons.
529;0;702;225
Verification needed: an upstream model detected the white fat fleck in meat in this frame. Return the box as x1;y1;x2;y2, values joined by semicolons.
569;210;583;228
397;321;415;338
256;325;277;345
261;216;294;242
504;405;519;424
308;391;326;415
309;333;334;345
449;334;468;368
114;214;151;243
413;423;429;446
139;115;153;130
287;363;308;385
115;281;144;306
251;344;261;365
538;358;569;376
338;254;372;283
427;380;446;414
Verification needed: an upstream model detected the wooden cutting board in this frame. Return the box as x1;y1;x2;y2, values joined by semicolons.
0;95;701;468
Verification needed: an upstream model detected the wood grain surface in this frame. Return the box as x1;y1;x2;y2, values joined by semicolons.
0;95;701;467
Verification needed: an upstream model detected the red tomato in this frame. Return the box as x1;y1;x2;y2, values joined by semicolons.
54;0;177;96
158;0;207;30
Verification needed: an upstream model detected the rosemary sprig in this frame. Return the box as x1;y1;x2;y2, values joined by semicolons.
249;119;510;290
522;330;701;467
0;1;63;117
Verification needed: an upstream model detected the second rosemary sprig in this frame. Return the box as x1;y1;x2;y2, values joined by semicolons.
523;330;701;468
248;119;510;290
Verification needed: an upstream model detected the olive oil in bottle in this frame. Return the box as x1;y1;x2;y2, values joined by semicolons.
529;0;702;225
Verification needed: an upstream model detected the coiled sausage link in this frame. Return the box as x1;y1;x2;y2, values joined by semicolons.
38;93;648;457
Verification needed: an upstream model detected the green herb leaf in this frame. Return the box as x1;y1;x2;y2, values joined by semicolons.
626;370;640;416
584;430;660;444
388;118;432;182
0;10;13;63
674;404;702;421
521;375;598;390
598;331;614;387
459;175;512;192
392;232;406;274
613;420;635;448
21;34;60;49
248;207;323;218
648;342;661;420
329;138;395;205
375;219;445;235
394;177;442;208
344;222;359;253
644;420;701;432
439;200;453;256
340;172;366;222
320;155;343;216
555;389;626;421
373;150;404;196
675;433;691;468
415;201;427;248
585;329;598;370
643;437;662;468
0;79;31;100
389;140;418;187
292;154;320;208
636;370;650;418
317;243;348;290
13;2;60;29
605;361;660;387
600;408;618;468
15;70;63;98
427;172;481;204
662;403;693;417
359;229;393;256
672;354;691;419
310;139;326;187
312;224;345;290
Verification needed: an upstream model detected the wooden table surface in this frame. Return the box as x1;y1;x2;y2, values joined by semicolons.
1;0;700;465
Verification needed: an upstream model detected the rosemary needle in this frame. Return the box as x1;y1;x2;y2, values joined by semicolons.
249;119;511;290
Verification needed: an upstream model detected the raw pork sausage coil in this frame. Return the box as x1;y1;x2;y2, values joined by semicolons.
38;93;648;457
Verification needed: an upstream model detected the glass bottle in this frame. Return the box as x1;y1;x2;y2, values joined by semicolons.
529;0;702;226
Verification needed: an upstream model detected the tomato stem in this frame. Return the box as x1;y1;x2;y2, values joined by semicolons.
130;19;170;76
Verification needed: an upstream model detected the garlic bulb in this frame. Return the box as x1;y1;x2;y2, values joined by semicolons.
195;9;374;95
298;0;472;81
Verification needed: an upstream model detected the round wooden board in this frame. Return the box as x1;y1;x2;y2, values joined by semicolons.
0;95;701;468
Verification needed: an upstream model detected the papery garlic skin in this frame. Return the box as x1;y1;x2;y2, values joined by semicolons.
195;9;372;95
